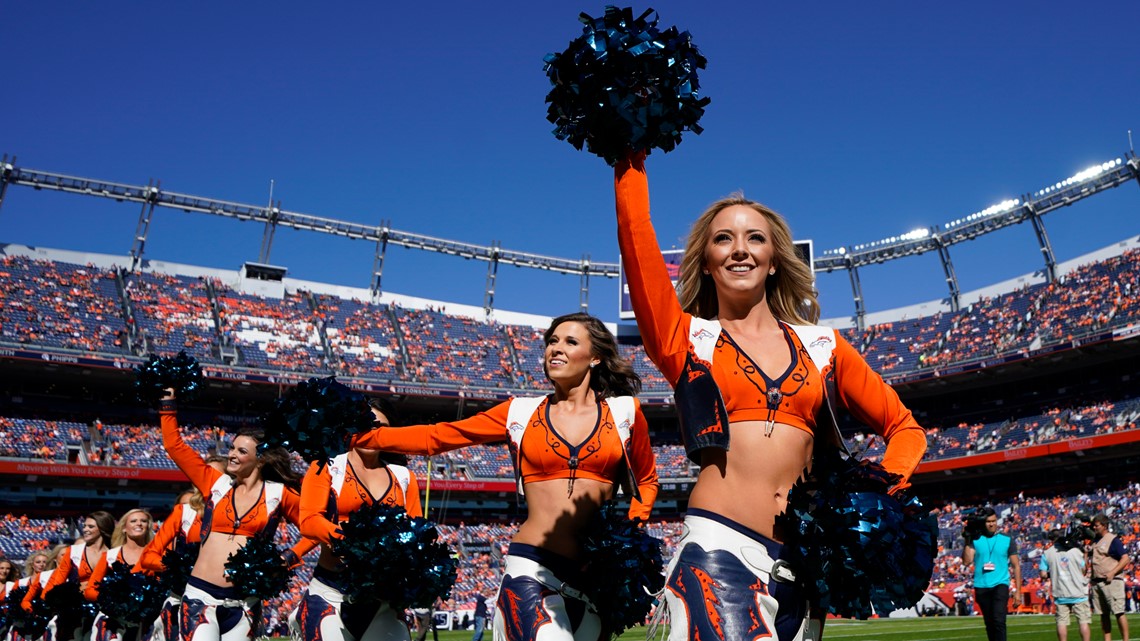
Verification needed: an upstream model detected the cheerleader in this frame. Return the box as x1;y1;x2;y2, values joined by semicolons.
136;463;224;641
291;398;422;641
160;391;306;641
31;513;114;641
353;312;659;641
84;510;155;641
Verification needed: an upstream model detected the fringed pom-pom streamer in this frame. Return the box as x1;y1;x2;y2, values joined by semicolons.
330;502;457;611
579;501;665;639
544;5;710;166
7;586;53;639
42;581;99;620
135;351;203;405
223;536;294;600
158;534;201;595
260;376;375;463
95;562;167;632
776;446;938;619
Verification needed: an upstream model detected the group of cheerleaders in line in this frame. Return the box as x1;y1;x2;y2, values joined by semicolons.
1;149;927;641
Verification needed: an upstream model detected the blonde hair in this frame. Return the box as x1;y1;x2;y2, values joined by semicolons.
111;509;155;548
677;194;819;324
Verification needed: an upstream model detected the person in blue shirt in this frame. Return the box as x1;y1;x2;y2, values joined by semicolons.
963;508;1022;641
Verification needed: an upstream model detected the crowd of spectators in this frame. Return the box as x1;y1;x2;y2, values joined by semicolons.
213;285;330;372
2;248;1135;394
0;256;128;353
126;271;221;362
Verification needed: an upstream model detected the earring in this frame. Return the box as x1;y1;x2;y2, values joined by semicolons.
702;269;710;275
589;362;597;368
769;269;776;276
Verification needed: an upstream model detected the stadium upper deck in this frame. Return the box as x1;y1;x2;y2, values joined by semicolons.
1;237;1138;397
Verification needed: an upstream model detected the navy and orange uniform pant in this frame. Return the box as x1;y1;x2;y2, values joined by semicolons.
493;544;599;641
660;509;817;641
287;568;409;641
179;576;261;641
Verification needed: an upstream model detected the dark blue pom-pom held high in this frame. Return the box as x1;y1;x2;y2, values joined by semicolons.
544;5;710;165
135;350;204;406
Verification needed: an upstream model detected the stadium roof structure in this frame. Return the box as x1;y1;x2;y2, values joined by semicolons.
2;152;1138;324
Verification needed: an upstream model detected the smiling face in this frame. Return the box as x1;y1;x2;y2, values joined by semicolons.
0;560;12;581
703;205;777;305
227;435;262;479
543;321;599;387
81;517;101;545
123;510;151;543
31;553;49;573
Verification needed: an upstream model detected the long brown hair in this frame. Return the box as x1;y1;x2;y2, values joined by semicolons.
542;313;641;398
87;510;116;548
237;426;303;491
677;194;820;324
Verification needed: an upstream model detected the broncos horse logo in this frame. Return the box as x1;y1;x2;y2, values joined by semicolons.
497;575;555;641
666;546;772;641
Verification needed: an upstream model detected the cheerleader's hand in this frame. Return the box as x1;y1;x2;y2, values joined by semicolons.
281;549;300;570
161;388;176;401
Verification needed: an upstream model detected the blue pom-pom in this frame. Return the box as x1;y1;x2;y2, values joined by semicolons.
158;533;201;595
135;351;204;405
580;501;665;639
95;561;167;632
544;5;710;165
223;537;294;600
7;586;54;638
260;376;375;463
330;502;457;611
776;446;937;619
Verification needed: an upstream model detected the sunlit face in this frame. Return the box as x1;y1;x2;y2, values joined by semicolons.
227;435;261;479
543;321;598;385
123;511;151;543
703;205;777;301
31;554;49;573
81;518;101;545
0;560;12;581
1092;520;1107;536
355;408;390;456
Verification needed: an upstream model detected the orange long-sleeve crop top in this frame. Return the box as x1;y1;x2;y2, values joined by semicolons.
614;152;926;484
38;542;95;604
161;403;302;539
299;455;423;545
83;547;128;602
353;396;659;520
135;503;201;574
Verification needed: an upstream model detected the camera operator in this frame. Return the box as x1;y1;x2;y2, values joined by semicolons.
1090;514;1131;641
1039;528;1091;641
963;507;1022;641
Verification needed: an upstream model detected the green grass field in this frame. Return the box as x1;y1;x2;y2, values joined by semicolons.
395;613;1140;641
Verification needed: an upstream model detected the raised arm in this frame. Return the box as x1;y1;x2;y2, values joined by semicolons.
626;401;659;520
351;402;512;455
160;399;223;494
831;336;926;487
614;151;690;385
298;462;340;545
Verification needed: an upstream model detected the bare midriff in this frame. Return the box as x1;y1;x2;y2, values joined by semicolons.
192;534;250;586
687;421;813;540
513;477;615;561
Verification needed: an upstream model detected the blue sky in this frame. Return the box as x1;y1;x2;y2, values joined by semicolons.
3;2;1138;324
